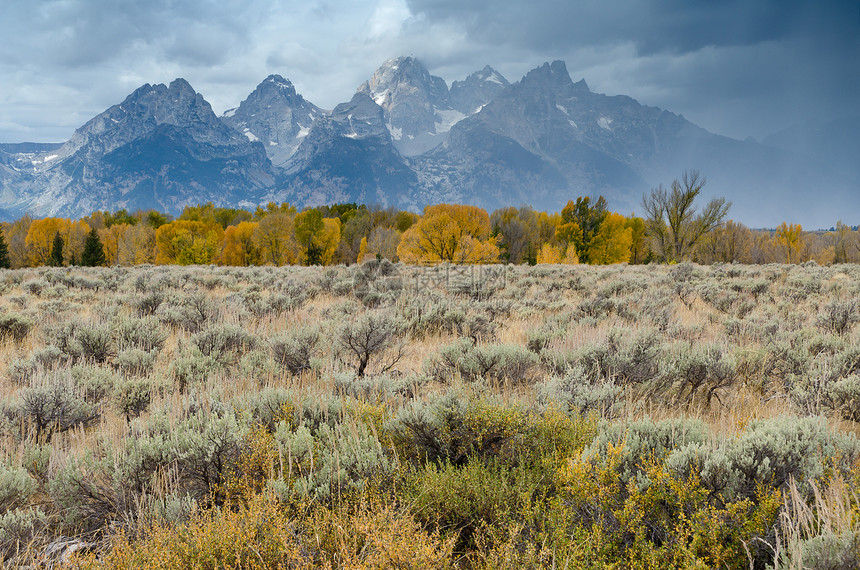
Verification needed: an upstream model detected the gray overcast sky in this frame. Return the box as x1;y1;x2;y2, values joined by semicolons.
1;0;857;143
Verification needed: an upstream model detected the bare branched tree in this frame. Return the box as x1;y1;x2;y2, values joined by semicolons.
337;311;404;377
642;170;731;262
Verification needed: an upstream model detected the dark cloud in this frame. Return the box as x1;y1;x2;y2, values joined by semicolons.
402;0;859;138
406;0;856;54
0;0;856;142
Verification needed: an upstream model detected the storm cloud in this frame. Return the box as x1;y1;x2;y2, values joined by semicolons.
1;0;857;142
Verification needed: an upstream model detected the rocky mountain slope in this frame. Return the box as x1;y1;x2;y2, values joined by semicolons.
1;79;274;218
221;74;324;168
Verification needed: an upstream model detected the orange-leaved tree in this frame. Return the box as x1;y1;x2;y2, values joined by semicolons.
25;217;90;266
219;221;260;266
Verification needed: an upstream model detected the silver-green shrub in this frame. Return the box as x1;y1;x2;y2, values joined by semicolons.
191;324;256;362
113;378;155;421
71;323;114;363
427;339;538;384
337;311;404;377
271;326;320;375
663;343;735;405
674;416;860;502
0;507;46;560
15;375;99;441
115;348;158;376
0;465;36;513
169;346;221;390
273;419;391;501
114;315;168;353
0;312;34;343
826;376;860;422
173;411;248;501
7;345;64;384
536;365;623;419
582;417;709;488
817;300;858;336
332;371;423;403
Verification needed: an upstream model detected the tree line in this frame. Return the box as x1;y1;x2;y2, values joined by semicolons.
0;171;857;268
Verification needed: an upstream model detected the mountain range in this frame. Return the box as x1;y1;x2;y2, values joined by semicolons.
1;56;857;228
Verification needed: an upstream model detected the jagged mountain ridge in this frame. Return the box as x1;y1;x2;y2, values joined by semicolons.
221;74;324;168
356;56;507;156
0;58;857;227
268;92;417;207
1;79;274;218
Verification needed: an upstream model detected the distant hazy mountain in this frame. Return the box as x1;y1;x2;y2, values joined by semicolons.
448;65;510;115
763;117;860;186
1;57;857;227
355;56;508;156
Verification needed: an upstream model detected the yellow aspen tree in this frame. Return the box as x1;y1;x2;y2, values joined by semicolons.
155;220;224;265
98;224;128;266
587;212;633;265
25;218;70;266
119;223;157;265
452;235;501;264
774;222;804;264
252;212;299;266
397;204;498;264
318;217;342;265
64;220;91;264
357;236;370;263
563;245;580;264
536;243;563;264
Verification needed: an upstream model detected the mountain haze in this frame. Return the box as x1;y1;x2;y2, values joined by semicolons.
0;57;857;228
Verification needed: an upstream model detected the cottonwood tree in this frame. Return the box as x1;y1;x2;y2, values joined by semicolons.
695;220;754;264
490;206;539;264
556;196;608;263
25;217;88;266
774;222;805;264
397;204;499;264
295;209;341;265
219;221;260;266
642;170;730;262
587;212;633;264
154;220;224;265
252;212;298;266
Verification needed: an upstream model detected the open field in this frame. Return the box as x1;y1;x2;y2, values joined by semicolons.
0;261;859;568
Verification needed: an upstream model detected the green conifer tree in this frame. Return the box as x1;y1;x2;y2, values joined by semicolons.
0;227;10;269
81;227;106;266
49;232;64;267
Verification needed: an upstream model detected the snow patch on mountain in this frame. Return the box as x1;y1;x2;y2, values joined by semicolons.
434;109;466;133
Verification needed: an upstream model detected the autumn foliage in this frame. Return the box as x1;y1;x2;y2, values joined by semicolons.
0;185;855;269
